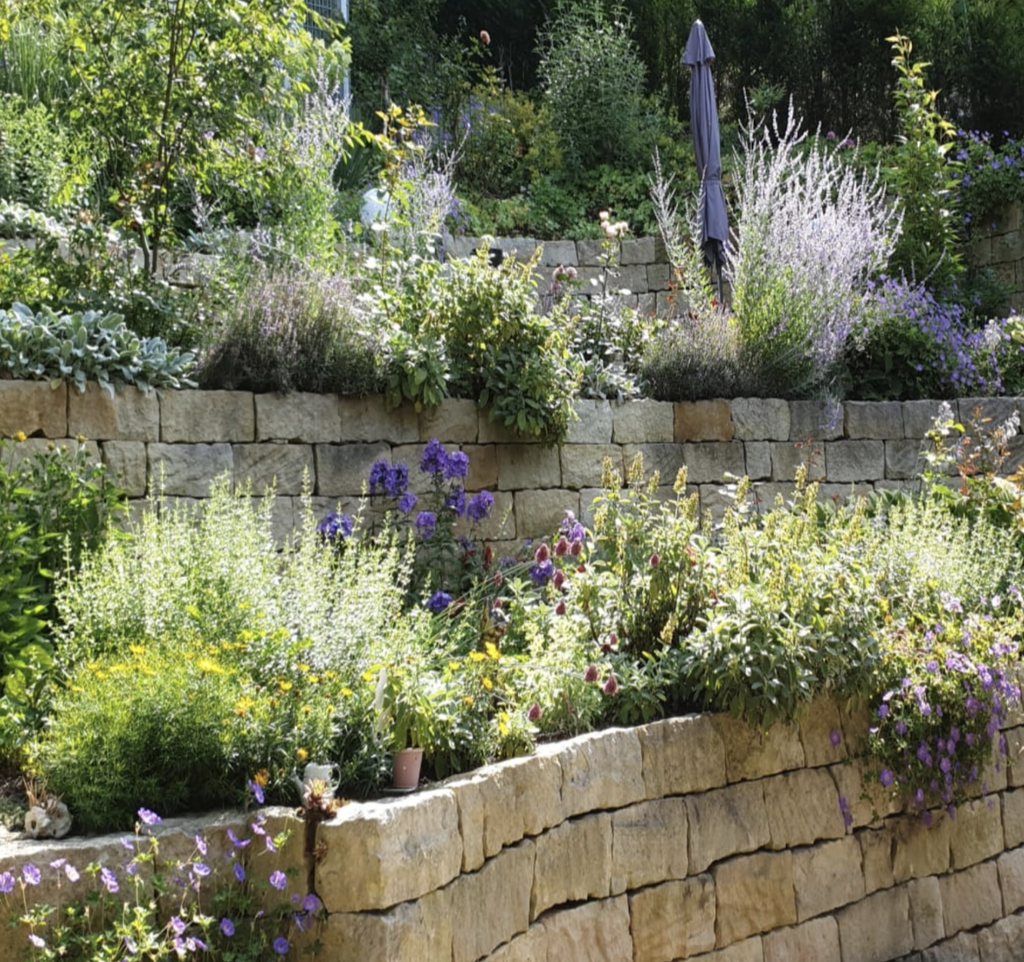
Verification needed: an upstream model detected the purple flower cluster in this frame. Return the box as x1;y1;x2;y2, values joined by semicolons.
369;460;410;499
317;511;354;541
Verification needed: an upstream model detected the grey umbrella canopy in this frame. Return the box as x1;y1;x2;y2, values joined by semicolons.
682;20;728;281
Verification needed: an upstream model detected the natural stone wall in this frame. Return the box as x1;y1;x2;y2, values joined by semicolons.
967;202;1024;314
4;702;1024;961
3;382;1023;545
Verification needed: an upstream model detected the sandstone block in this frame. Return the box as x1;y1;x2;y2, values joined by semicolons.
710;714;806;783
542;728;645;819
682;442;746;484
264;496;297;544
486;926;545;962
860;827;896;893
977;912;1024;962
147;443;232;497
835;885;913;962
637;714;727;799
752;482;795;512
845;401;905;439
647;262;671;290
313;442;390;497
920;930;979;961
957;396;1021;428
615;264;649;294
417;398;478;443
894;811;953;882
531;813;612;919
315;790;463;912
101;440;147;496
713;850;796;947
762;917;840;962
745;441;772;480
903;400;945;439
621;236;655;265
496;443;562;489
939;860;1002;934
675;401;735;442
477;411;525;443
576;239;605;265
537;896;632;962
255;392;341;441
825;439;885;482
997;845;1024;912
687;781;770;875
1002;788;1024;847
908;875;944;950
950;796;1003;868
0;379;66;437
560;444;623;489
461;444;498;489
450;840;535;962
792;836;865;921
731;398;790;441
797;697;847;768
610;798;688;893
567;400;613;443
69;382;158;440
638;291;657;317
539;239;578;267
886;439;926;479
629;874;716;962
611;400;674;443
655;290;681;317
695;938;764;962
233;443;313;495
453;489;515;541
492;236;537;260
830;759;902;830
339;395;419;443
514;489;580;540
160;390;253;442
769;440;826;481
764;768;848;849
622;443;685;486
789;399;843;440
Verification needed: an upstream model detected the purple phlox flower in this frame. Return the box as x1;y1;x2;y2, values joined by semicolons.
120;836;135;851
293;910;311;932
946;651;972;673
250;820;266;836
22;864;40;886
194;834;208;856
415;511;437;539
420;438;448;476
925;659;939;674
220;918;235;937
940;756;952;774
529;559;554;585
127;861;139;877
137;807;161;827
247;779;265;804
921;810;934;827
273;936;290;955
829;729;842;747
560;511;586;543
445;485;466;517
427;590;453;614
444;450;469;479
916;742;933;767
124;935;137;954
941;592;963;613
397;491;417;514
317;511;354;540
466;490;494;522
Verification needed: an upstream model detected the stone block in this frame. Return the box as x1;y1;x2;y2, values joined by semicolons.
816;482;874;504
449;840;535;962
418;399;479;443
836;885;913;962
615;264;649;294
160;390;254;442
732;398;790;441
845;401;905;439
629;874;716;962
637;714;727;799
682;442;746;484
531;813;612;919
576;239;605;265
647;262;671;290
949;796;1003;868
638;291;657;317
611;400;674;443
233;444;313;496
698;484;738;523
537;896;633;962
1002;788;1024;847
860;827;896;893
939;860;1001;934
675;401;735;441
560;444;623;489
513;489;579;540
770;440;826;481
825;439;885;482
710;714;806;783
830;759;902;830
69;382;159;441
453;489;514;541
696;938;764;962
789;399;843;440
997;845;1024;912
886;439;926;479
745;441;772;480
0;379;66;437
656;290;681;318
791;836;865;921
486;927;545;962
539;239;578;267
908;875;944;950
904;400;945;439
255;392;341;442
713;850;796;947
894;811;953;883
568;400;614;443
462;444;498;489
610;798;689;893
621;443;685;486
315;789;463;913
264;496;297;544
147;442;232;497
797;697;847;768
977;912;1024;962
541;728;645;819
762;917;841;962
687;781;771;875
492;236;537;260
478;411;525;443
764;768;848;849
100;440;147;496
496;444;562;489
957;397;1021;428
314;442;390;496
620;236;656;265
752;482;796;512
920;930;979;962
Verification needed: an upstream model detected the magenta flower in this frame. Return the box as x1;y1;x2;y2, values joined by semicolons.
583;664;599;683
534;543;551;564
603;674;619;696
555;599;567;616
527;702;542;721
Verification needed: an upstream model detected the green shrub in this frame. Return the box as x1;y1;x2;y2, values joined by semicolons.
0;94;79;211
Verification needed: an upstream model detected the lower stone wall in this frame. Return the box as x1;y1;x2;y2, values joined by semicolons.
4;702;1023;962
967;203;1024;315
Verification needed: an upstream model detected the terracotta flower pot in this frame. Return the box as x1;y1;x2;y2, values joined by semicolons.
392;747;424;790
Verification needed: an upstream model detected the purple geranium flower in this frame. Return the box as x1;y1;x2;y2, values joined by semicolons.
466;490;494;522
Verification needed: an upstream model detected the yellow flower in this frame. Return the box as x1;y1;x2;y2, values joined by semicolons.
341;687;353;697
463;696;474;707
482;677;494;691
196;657;225;675
308;675;319;684
234;696;256;716
297;663;310;673
296;748;308;761
277;679;293;692
448;661;461;672
469;651;486;663
253;769;269;787
12;430;26;443
484;642;501;661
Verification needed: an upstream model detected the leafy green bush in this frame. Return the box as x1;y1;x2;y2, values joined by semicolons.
0;94;79;212
196;263;382;395
0;302;195;395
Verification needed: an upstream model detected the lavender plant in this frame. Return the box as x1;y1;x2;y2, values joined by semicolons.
728;104;901;396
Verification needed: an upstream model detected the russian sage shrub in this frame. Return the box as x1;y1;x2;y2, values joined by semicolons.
728;106;901;395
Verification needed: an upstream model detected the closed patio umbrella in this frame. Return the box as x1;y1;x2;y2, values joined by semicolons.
682;19;728;298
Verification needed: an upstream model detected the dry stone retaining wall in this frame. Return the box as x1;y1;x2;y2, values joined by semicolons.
3;382;1023;545
4;703;1024;961
967;202;1024;315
